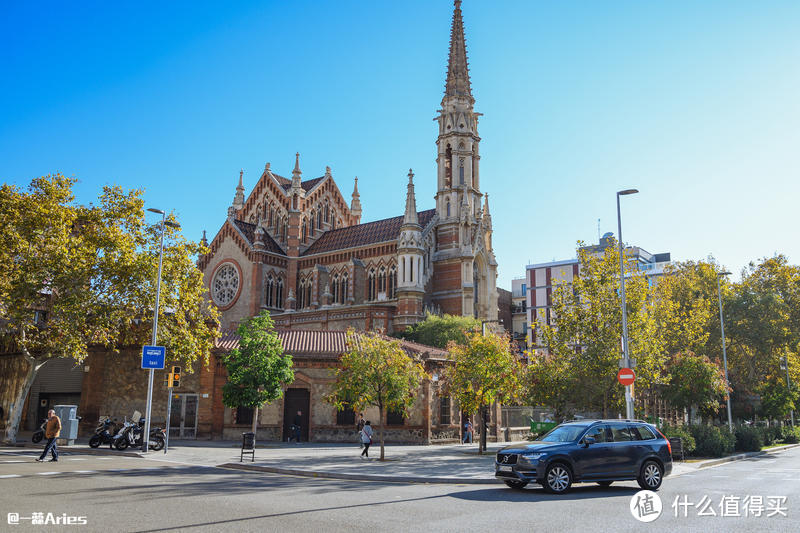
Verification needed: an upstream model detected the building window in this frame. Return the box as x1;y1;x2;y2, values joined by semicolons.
378;266;386;295
339;273;348;304
439;396;451;425
446;200;451;218
265;274;275;307
317;209;323;229
332;274;340;304
235;407;253;426
301;219;307;242
387;409;405;426
336;408;356;426
212;263;240;307
459;158;464;184
325;203;330;223
276;278;284;309
521;283;526;296
367;268;376;301
444;144;452;187
388;265;397;299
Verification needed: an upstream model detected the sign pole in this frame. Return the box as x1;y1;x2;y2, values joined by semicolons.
143;210;167;453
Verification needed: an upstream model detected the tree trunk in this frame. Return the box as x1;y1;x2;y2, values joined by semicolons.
251;406;258;435
479;406;487;454
379;405;386;461
4;354;48;444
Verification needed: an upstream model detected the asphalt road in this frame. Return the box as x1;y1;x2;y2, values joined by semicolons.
1;446;799;532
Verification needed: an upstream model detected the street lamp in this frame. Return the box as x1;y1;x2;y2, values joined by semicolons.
780;356;795;427
716;271;733;431
616;188;638;420
142;208;180;453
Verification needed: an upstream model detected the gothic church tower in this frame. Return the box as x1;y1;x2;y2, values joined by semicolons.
432;0;498;320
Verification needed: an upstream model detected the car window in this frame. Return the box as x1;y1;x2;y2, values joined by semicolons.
541;424;588;443
632;425;657;440
583;425;608;443
609;423;632;441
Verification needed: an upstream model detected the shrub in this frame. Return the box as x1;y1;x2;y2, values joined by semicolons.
755;425;780;446
782;427;800;444
660;424;696;455
689;424;735;457
734;425;763;452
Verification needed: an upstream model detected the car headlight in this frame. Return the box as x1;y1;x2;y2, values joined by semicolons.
519;453;547;464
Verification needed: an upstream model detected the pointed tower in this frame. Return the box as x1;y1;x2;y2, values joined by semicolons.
396;169;425;329
431;0;496;321
229;169;246;217
350;177;362;224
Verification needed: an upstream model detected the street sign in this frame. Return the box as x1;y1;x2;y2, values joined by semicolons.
618;368;636;387
141;345;166;369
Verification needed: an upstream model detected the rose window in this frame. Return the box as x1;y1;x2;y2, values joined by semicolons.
212;264;239;306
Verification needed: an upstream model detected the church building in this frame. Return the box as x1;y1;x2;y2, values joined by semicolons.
199;0;499;334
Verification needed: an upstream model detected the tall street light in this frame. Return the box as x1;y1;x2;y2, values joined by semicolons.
716;271;733;431
617;188;638;420
780;356;794;427
143;208;180;453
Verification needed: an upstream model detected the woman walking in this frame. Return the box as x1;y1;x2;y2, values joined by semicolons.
360;421;373;459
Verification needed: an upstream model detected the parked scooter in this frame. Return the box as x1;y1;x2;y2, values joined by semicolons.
31;419;47;444
88;417;118;448
113;414;165;451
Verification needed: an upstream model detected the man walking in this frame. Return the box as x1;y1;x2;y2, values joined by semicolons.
36;409;61;462
360;421;373;459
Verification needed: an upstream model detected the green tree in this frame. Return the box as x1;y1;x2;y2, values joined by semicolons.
398;312;480;348
662;352;729;422
536;242;665;418
445;331;522;453
0;174;218;444
326;331;427;460
221;311;294;434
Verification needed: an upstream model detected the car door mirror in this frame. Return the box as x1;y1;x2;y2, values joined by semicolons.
583;436;596;447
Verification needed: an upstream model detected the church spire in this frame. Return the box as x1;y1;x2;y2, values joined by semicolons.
291;152;302;189
232;168;245;212
403;169;419;226
350;176;362;221
444;0;473;104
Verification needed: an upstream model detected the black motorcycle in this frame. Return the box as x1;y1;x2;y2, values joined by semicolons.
114;418;165;451
31;419;47;444
88;417;118;448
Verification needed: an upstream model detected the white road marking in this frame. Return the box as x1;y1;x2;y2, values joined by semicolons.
95;457;115;460
67;457;88;461
0;474;22;478
73;470;97;474
37;472;60;476
1;460;26;463
711;475;730;478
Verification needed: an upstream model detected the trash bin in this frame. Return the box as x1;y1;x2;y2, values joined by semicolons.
53;405;79;446
241;432;256;462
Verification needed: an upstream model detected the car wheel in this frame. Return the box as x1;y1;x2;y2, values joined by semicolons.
503;480;528;489
597;481;613;487
637;460;663;491
544;463;572;494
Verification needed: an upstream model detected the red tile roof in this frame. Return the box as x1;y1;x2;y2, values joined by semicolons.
232;219;285;254
215;329;448;360
302;209;436;256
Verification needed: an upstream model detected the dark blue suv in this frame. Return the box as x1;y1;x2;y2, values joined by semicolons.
495;420;672;494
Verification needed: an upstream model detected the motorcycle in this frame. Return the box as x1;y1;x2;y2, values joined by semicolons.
88;417;118;448
31;419;47;444
114;415;165;451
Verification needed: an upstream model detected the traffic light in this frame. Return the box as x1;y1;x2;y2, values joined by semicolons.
171;366;181;388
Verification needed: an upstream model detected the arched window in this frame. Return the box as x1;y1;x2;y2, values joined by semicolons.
378;266;386;296
446;200;451;218
367;268;376;301
339;273;348;304
410;258;413;283
276;278;284;309
268;205;273;227
309;212;315;237
265;274;275;307
324;203;330;223
318;209;323;229
388;265;397;299
332;274;340;304
459;158;465;185
417;258;421;282
301;218;307;243
401;257;405;283
445;144;452;187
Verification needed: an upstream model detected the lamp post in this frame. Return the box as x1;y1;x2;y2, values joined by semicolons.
142;208;180;453
716;271;733;431
616;188;638;420
780;356;795;427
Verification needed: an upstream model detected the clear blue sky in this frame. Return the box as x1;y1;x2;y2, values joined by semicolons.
2;1;799;289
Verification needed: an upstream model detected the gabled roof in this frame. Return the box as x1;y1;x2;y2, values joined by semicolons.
232;219;285;254
302;209;436;256
214;329;448;360
271;173;326;193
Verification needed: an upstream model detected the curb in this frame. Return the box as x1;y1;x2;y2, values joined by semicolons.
698;443;800;469
217;462;501;485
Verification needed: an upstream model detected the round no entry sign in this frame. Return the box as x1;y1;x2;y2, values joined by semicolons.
617;368;636;386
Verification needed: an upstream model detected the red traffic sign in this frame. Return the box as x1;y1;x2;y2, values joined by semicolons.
617;368;636;386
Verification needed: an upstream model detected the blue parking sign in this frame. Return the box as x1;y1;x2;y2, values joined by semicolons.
141;345;166;369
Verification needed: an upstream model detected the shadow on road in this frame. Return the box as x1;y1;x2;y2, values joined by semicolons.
450;483;640;503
